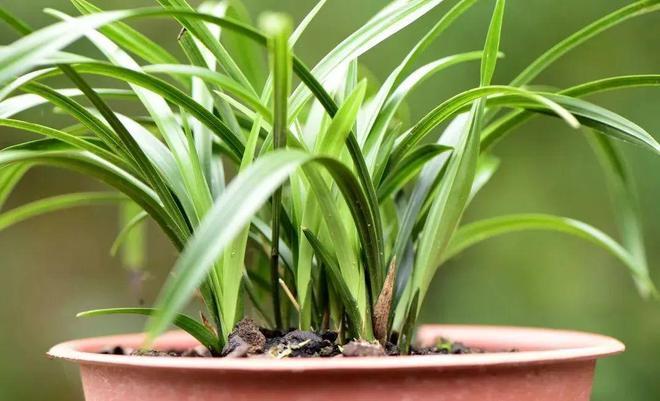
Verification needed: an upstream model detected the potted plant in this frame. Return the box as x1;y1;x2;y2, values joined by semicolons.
1;0;658;400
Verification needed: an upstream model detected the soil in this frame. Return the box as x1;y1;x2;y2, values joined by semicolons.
100;318;491;359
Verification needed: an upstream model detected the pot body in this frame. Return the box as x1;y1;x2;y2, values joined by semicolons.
48;325;625;401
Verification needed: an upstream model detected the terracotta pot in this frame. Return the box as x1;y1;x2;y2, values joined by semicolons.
48;325;624;401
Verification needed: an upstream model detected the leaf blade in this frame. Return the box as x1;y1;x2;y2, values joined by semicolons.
77;308;220;353
445;214;656;295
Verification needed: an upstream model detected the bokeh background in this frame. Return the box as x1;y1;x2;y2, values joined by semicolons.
0;0;658;400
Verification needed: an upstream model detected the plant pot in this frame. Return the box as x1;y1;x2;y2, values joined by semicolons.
48;325;623;401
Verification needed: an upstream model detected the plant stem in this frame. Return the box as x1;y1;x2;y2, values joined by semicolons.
270;205;283;329
265;13;292;329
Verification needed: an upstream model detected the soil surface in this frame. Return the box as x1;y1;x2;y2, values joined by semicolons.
101;319;490;358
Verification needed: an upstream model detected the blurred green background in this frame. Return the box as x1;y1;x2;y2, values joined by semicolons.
0;0;658;400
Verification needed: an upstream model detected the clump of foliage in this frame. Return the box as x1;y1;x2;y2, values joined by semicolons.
0;0;658;355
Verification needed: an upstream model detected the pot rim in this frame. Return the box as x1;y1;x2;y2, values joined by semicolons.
47;324;624;372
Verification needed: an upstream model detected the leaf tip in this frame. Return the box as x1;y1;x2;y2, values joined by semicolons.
259;11;293;37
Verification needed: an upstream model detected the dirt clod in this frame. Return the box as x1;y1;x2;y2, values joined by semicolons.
384;342;400;356
221;319;267;357
321;331;338;343
266;329;339;358
342;340;386;357
222;336;251;358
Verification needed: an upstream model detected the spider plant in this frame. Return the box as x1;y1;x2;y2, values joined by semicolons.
0;0;658;356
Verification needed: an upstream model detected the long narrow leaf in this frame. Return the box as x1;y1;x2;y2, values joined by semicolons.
512;1;660;86
410;0;505;320
111;210;149;258
0;192;126;231
70;0;181;66
445;214;656;296
588;134;655;297
0;9;132;84
364;51;485;174
482;75;660;150
302;229;363;336
289;0;447;115
77;308;220;353
378;144;452;202
0;148;181;247
0;164;30;210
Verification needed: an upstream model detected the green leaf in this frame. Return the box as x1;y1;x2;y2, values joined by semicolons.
0;163;30;210
408;0;506;321
302;229;363;337
221;0;267;89
111;209;149;261
469;153;500;203
19;82;125;157
412;102;481;308
69;62;245;160
0;68;57;102
30;70;194;241
301;82;377;318
391;85;580;169
77;308;220;353
562;74;660;97
0;147;182;247
315;80;367;156
300;165;370;332
70;0;180;65
108;113;196;223
482;75;660;151
480;0;505;86
488;93;659;153
365;51;486;176
212;17;295;333
0;88;133;117
0;9;132;84
391;114;467;293
411;153;500;240
378;144;452;202
290;0;448;115
142;64;270;119
155;0;254;90
290;60;385;300
290;0;327;45
480;0;660;143
512;1;660;86
0;118;129;171
178;1;244;174
360;0;479;147
0;192;127;232
587;134;655;297
0;6;32;35
445;214;656;296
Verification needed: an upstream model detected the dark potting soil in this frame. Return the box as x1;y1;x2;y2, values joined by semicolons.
100;318;490;359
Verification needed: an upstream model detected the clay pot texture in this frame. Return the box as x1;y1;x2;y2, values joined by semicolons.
48;325;624;401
